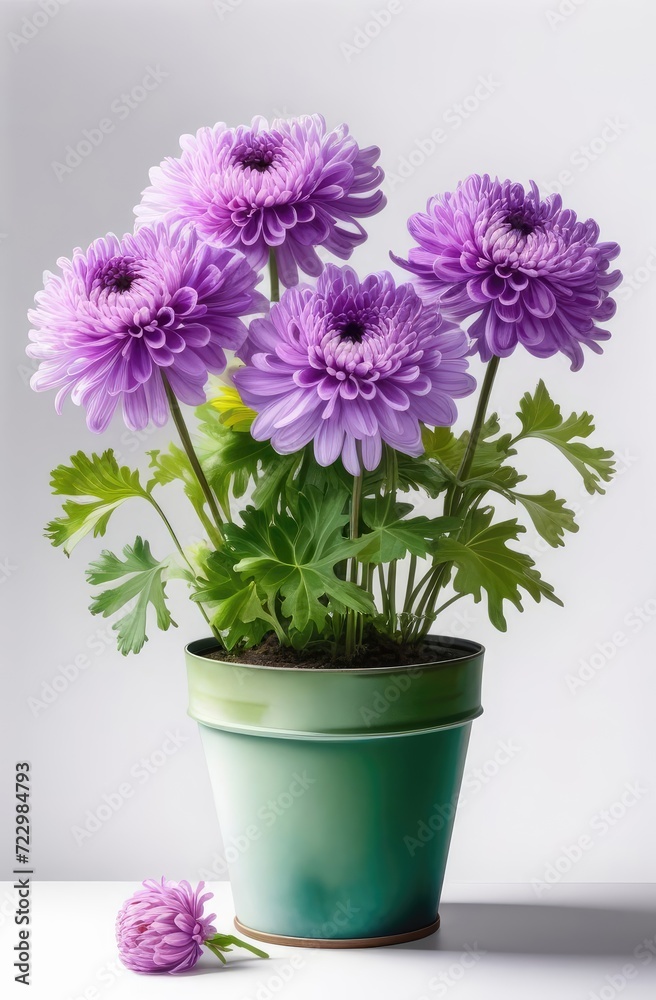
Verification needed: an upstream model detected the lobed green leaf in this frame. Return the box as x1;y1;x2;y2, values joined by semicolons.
515;381;615;495
46;450;151;556
359;497;459;563
434;507;562;631
86;537;176;655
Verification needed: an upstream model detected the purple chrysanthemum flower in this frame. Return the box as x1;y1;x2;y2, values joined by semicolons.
234;264;475;475
134;114;386;288
27;222;265;432
392;174;622;371
116;878;216;974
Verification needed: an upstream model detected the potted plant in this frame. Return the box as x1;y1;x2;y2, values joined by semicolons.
27;116;621;948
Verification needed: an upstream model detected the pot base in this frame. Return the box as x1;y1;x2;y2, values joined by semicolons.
233;913;440;949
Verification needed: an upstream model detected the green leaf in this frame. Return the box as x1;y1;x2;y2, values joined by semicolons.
209;583;273;651
191;549;275;650
147;444;224;548
251;451;304;510
256;447;354;511
511;491;578;548
86;537;176;655
420;415;522;506
422;414;516;481
461;464;527;501
434;507;562;631
194;402;297;517
212;582;269;631
288;623;319;650
197;410;268;515
515;380;615;494
225;487;375;632
47;451;151;556
147;445;206;519
359;498;459;563
373;452;451;499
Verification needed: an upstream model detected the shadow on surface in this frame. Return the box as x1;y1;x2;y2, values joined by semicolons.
187;955;269;976
398;902;656;957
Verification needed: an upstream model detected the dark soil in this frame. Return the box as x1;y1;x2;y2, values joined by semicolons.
202;629;460;669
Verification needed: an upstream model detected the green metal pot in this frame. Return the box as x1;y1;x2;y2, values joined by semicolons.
186;636;484;948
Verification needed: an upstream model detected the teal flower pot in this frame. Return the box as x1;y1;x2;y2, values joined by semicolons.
186;636;484;948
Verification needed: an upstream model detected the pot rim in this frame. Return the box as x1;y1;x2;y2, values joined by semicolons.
186;634;485;738
185;634;486;675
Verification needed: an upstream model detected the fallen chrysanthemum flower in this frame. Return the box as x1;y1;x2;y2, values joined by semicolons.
116;878;267;974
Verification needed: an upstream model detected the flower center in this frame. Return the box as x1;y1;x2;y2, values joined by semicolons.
505;213;534;237
241;150;273;172
338;320;366;343
93;256;141;294
111;273;133;291
236;134;276;173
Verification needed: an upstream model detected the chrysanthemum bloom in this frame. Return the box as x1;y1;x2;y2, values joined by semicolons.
27;223;265;432
134;115;386;287
116;878;217;974
116;878;267;975
392;174;622;371
234;264;475;475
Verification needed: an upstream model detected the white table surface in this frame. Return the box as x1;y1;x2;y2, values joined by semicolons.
2;881;655;1000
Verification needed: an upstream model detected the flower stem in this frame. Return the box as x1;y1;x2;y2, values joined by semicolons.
384;446;399;632
269;249;280;303
412;356;501;640
205;933;268;961
414;565;450;627
407;565;437;609
149;497;192;570
148;495;219;640
161;374;224;539
345;450;364;659
377;564;389;619
446;354;500;517
432;592;465;619
204;941;227;964
403;554;417;615
387;560;397;631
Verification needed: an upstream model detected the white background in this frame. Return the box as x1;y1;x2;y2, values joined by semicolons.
1;0;655;896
